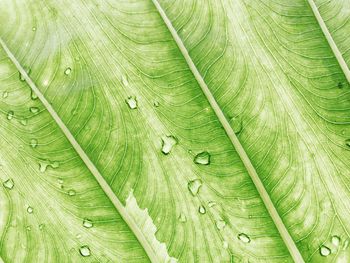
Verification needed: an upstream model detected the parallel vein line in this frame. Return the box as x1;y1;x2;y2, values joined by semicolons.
0;37;156;263
150;0;305;262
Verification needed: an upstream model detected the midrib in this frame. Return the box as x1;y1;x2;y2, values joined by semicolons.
0;37;158;263
150;0;305;262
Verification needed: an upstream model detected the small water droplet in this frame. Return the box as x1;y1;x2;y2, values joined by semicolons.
68;189;76;196
30;139;38;148
20;119;28;126
346;139;350;147
343;238;349;250
332;235;341;246
121;75;129;86
27;206;34;214
223;240;228;249
31;90;38;100
125;96;137;109
29;107;39;114
161;135;177;155
216;219;226;230
83;218;93;228
153;101;160;107
39;224;45;230
187;179;202;196
198;205;206;214
19;67;31;81
178;213;187;222
238;233;251;243
76;234;82;239
79;245;91;257
208;201;217;208
32;27;36;31
338;82;344;89
3;179;14;189
7;111;14;120
64;67;72;75
26;226;31;231
229;116;242;134
39;160;59;172
2;91;8;98
341;130;346;135
194;151;210;165
320;245;331;257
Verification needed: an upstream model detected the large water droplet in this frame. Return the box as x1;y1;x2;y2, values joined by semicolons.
194;151;210;165
7;111;14;120
125;96;137;109
2;91;8;98
229;116;242;134
83;218;93;228
19;67;31;81
79;245;91;257
332;235;340;246
238;233;251;243
64;67;72;75
30;107;39;114
187;179;202;196
3;179;14;189
121;75;129;86
320;245;331;257
27;206;34;214
30;139;38;148
178;213;187;223
198;205;206;214
161;135;177;155
215;219;226;230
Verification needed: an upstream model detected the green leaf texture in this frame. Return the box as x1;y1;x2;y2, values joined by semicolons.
0;0;349;262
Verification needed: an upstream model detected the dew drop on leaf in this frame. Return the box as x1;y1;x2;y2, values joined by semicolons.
223;241;228;249
26;226;31;231
83;218;93;228
178;213;187;223
198;205;206;214
7;111;14;120
161;135;178;155
238;233;251;243
29;107;39;114
215;219;226;230
2;91;8;98
346;139;350;147
31;90;38;100
19;67;31;81
187;179;202;196
3;179;14;189
79;245;91;257
68;189;76;196
20;119;28;126
64;67;72;75
121;75;129;86
229;116;242;134
194;151;210;165
32;27;36;31
208;201;217;208
332;235;340;246
39;224;45;230
27;206;34;214
320;245;331;257
125;96;137;109
153;101;160;107
30;139;38;148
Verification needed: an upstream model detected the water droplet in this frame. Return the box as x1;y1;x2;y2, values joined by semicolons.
229;116;242;134
121;75;129;86
208;201;217;208
198;205;206;214
29;107;39;114
20;119;27;126
31;90;38;100
7;111;14;120
178;213;187;222
2;91;8;98
39;224;45;230
346;139;350;147
194;151;210;165
3;179;14;189
187;179;202;196
125;96;137;109
30;139;38;148
238;233;251;243
215;219;226;230
32;27;36;31
332;235;341;246
83;218;93;228
338;82;344;89
223;241;228;249
76;233;82;239
79;245;91;257
68;189;76;196
64;67;72;75
320;245;331;257
343;238;350;249
26;226;31;231
19;67;31;81
27;206;34;214
153;101;160;107
39;160;59;172
161;135;177;155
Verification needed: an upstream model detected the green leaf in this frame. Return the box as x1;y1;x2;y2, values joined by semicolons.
0;0;349;262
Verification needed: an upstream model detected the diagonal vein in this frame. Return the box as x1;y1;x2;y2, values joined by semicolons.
150;0;305;262
307;0;350;84
0;37;157;263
